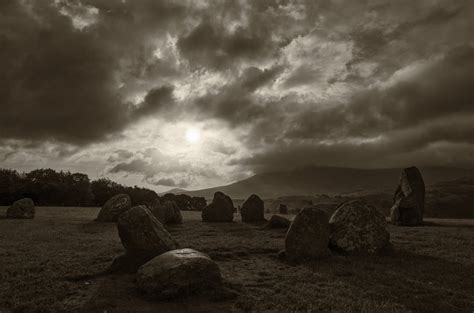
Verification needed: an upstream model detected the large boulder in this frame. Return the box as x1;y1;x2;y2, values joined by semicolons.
6;198;35;219
391;167;425;226
241;194;265;222
95;194;131;222
278;204;288;214
113;206;178;272
285;207;330;261
137;248;222;299
202;191;234;222
268;215;291;229
329;200;390;255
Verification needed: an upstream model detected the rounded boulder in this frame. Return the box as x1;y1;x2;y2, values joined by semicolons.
329;200;390;255
285;207;330;261
268;215;291;229
6;198;35;219
137;248;222;299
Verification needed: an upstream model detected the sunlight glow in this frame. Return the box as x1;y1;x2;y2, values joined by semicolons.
185;128;201;143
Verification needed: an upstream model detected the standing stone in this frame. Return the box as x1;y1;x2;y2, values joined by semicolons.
6;198;35;219
137;249;222;299
148;198;166;224
329;200;390;255
162;200;183;224
285;207;330;261
241;194;265;222
202;191;234;222
149;199;183;225
278;204;288;214
268;215;291;229
112;206;178;272
95;194;131;222
391;167;425;226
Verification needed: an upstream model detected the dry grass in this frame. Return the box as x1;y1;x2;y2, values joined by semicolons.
0;207;473;313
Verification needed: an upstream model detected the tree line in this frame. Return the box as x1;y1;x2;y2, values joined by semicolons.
0;168;206;210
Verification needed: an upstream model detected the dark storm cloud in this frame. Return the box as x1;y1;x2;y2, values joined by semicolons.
0;1;127;144
0;0;187;145
1;0;473;178
286;45;474;141
234;44;474;171
131;85;176;120
177;20;274;70
195;66;282;125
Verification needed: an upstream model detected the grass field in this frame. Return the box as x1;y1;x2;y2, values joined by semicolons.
0;207;473;313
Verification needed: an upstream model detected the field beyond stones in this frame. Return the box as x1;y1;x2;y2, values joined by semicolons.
0;207;473;313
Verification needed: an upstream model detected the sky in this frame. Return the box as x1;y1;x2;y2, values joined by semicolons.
0;0;473;192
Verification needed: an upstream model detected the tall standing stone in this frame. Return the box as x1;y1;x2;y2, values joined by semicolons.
241;194;265;222
95;194;131;222
285;207;330;261
202;191;234;222
111;206;179;273
6;198;35;219
390;167;425;226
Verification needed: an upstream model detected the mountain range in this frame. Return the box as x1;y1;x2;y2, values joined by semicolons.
164;166;474;199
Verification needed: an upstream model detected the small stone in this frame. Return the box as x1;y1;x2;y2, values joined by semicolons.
6;198;35;219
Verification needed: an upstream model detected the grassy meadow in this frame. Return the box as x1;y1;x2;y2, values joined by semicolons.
0;207;473;312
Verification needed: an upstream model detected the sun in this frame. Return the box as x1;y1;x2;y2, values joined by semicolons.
185;128;201;143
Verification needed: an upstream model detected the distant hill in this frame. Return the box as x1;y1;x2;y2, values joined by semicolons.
170;166;474;199
260;177;474;219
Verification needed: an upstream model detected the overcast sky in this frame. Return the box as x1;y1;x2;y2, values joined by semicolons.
1;0;473;191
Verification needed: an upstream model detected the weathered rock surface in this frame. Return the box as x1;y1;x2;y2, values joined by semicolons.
162;200;183;224
268;215;291;229
6;198;35;219
95;194;131;222
147;198;166;224
241;194;265;222
285;207;330;261
391;166;425;226
278;204;288;214
114;206;178;272
137;248;222;299
329;200;390;255
202;191;234;222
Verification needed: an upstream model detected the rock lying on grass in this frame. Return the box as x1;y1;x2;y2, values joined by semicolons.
202;191;234;222
111;205;178;273
137;248;222;299
241;194;265;222
268;215;291;229
329;200;390;255
391;166;425;226
95;193;131;222
6;198;35;219
285;207;330;261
